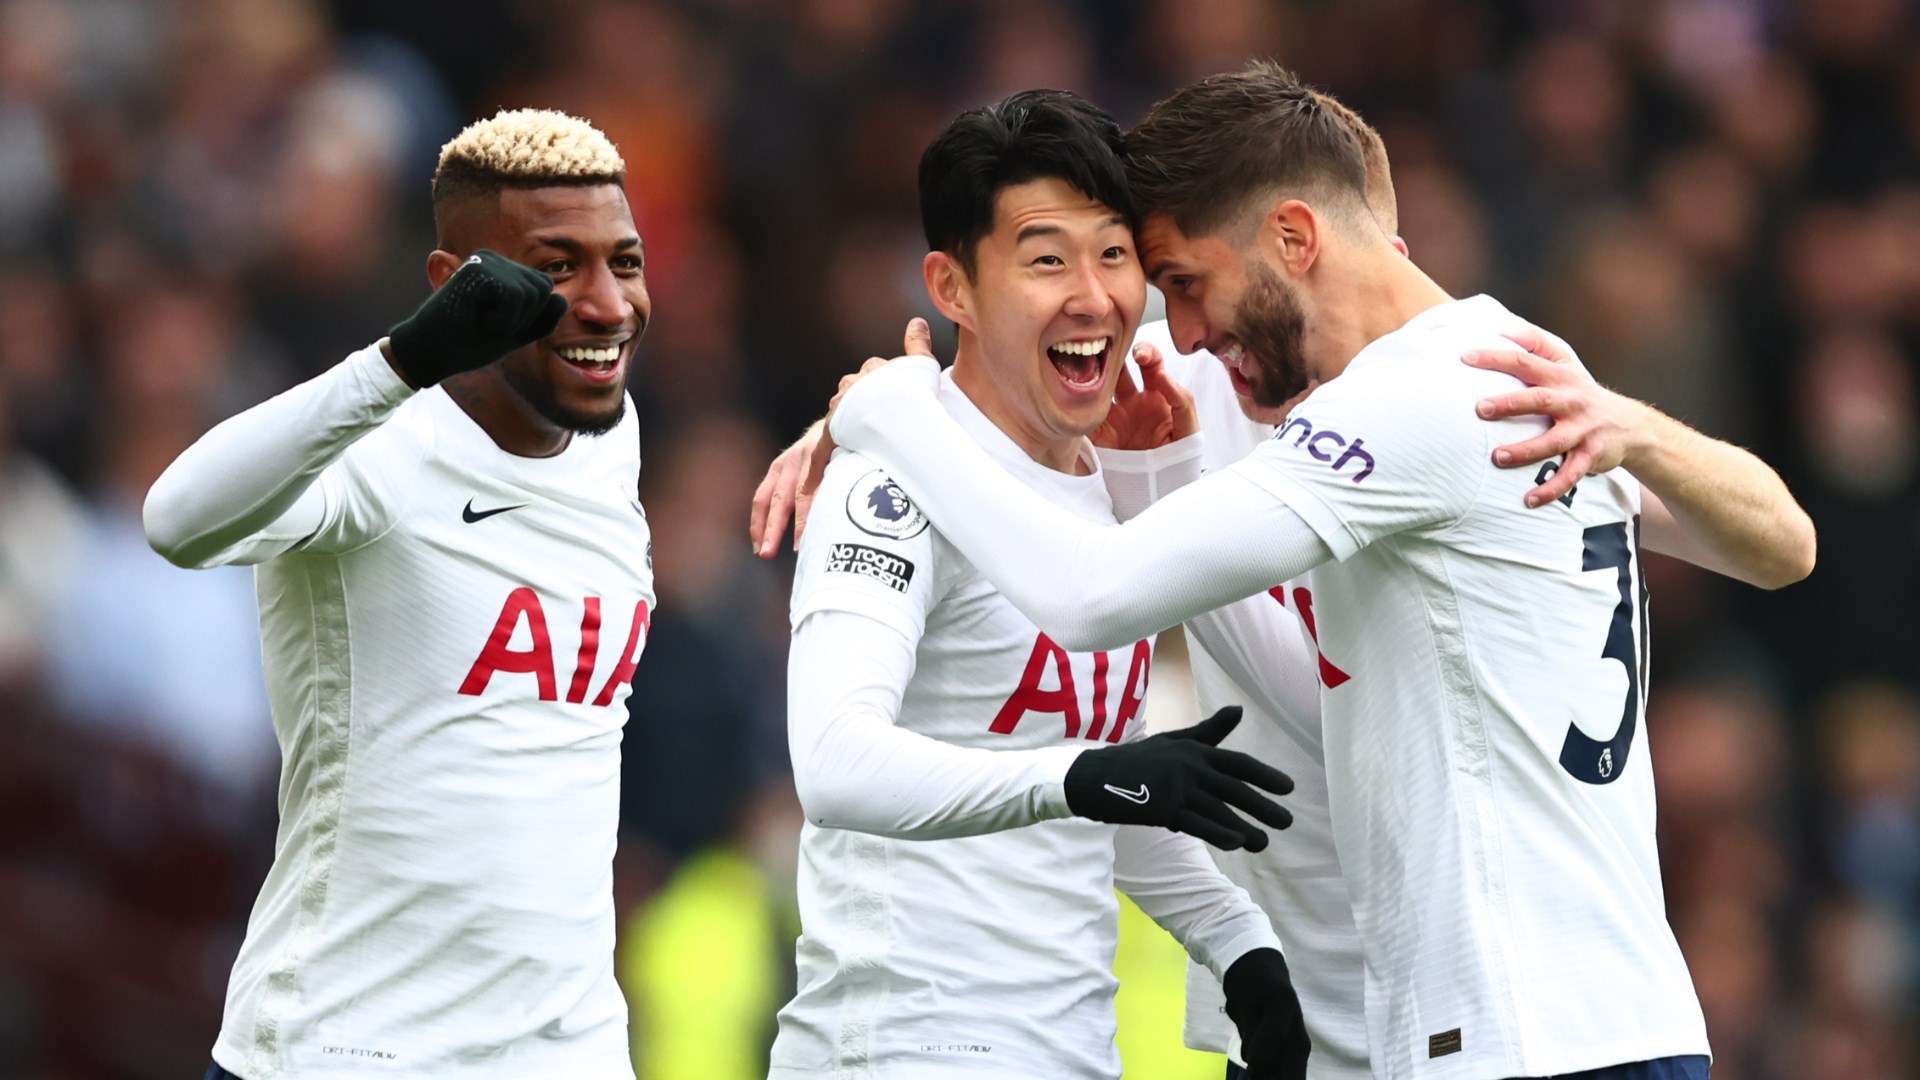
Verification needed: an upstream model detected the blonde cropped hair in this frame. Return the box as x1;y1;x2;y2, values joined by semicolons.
431;110;625;238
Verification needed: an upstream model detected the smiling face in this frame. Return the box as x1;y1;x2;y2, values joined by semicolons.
940;176;1145;449
434;183;650;435
1141;210;1309;419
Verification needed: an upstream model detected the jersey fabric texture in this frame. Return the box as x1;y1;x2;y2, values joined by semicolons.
1113;321;1370;1080
821;297;1710;1080
1222;297;1707;1078
771;371;1275;1079
177;345;653;1079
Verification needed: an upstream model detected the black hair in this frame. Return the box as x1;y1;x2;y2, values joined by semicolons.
918;89;1136;276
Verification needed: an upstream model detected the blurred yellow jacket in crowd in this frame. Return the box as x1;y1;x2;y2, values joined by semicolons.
620;846;1224;1080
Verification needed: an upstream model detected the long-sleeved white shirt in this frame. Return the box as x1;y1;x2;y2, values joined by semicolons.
829;296;1710;1079
146;343;652;1080
771;369;1279;1080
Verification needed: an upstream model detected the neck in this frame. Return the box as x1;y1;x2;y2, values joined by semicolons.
1307;242;1455;382
441;368;573;458
950;335;1088;475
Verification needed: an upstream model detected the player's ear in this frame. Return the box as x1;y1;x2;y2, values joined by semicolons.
923;250;976;334
426;249;465;291
1262;198;1321;278
1391;234;1410;257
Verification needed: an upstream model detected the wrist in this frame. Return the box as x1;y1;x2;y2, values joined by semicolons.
378;338;420;390
1617;401;1686;479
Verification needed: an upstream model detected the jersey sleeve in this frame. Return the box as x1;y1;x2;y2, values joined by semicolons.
1113;824;1282;981
787;609;1085;838
827;357;1333;651
143;342;414;567
1096;433;1205;522
789;451;943;642
1225;343;1493;560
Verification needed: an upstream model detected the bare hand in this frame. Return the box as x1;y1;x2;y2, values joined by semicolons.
749;420;833;557
1463;323;1657;507
1094;343;1199;450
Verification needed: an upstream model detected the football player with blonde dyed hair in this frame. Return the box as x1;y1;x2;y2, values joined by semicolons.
147;108;656;1079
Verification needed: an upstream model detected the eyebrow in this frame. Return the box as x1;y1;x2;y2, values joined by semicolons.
1014;215;1131;245
527;234;644;256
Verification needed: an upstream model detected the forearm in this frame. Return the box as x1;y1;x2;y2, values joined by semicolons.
788;611;1084;839
834;372;1330;650
1114;824;1281;980
1628;412;1816;588
144;342;412;567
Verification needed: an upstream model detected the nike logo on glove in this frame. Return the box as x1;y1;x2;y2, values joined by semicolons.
462;499;526;523
1103;783;1150;805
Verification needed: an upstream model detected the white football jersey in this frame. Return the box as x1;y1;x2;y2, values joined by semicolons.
773;372;1198;1079
207;350;653;1078
1225;296;1708;1077
1120;321;1372;1080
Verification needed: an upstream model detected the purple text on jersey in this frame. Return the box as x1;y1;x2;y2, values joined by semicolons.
1275;416;1375;482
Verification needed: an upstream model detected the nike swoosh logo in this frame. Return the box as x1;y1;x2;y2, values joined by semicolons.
462;499;526;524
1103;783;1150;805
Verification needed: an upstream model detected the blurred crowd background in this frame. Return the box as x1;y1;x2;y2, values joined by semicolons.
1;0;1916;1077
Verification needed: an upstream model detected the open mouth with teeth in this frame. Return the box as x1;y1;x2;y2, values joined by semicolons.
1045;336;1110;391
555;343;625;382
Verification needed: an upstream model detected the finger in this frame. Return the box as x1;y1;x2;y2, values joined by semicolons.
861;355;888;374
1174;705;1243;746
524;292;568;341
794;429;834;550
1186;792;1269;851
1502;321;1576;363
1172;807;1261;853
1490;426;1581;468
749;461;780;549
792;489;815;550
1462;347;1561;387
903;317;934;357
759;464;794;558
1475;387;1565;422
1137;346;1199;427
1201;770;1295;831
1132;341;1163;368
1205;747;1296;798
1526;446;1593;507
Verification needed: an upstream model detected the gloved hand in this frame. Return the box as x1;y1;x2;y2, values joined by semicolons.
1225;947;1311;1080
1063;706;1293;851
387;250;569;387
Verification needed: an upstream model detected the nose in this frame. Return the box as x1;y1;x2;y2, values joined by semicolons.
1062;263;1115;322
564;261;631;331
1166;298;1208;355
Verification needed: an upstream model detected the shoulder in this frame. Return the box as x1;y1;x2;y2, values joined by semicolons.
812;450;938;550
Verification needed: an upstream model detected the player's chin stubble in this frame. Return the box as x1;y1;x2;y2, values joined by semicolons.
503;360;628;437
1235;260;1311;409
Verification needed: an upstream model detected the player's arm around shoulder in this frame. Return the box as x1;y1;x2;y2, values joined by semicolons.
1462;326;1816;588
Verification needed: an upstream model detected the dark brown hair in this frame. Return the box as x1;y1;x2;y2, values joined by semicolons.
1126;60;1371;238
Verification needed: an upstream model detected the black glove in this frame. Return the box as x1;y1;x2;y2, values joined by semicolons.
1225;947;1311;1080
1062;706;1293;851
387;249;569;387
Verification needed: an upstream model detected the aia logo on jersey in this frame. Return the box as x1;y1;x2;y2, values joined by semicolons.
991;634;1152;743
458;588;651;707
1274;416;1376;482
846;469;929;540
